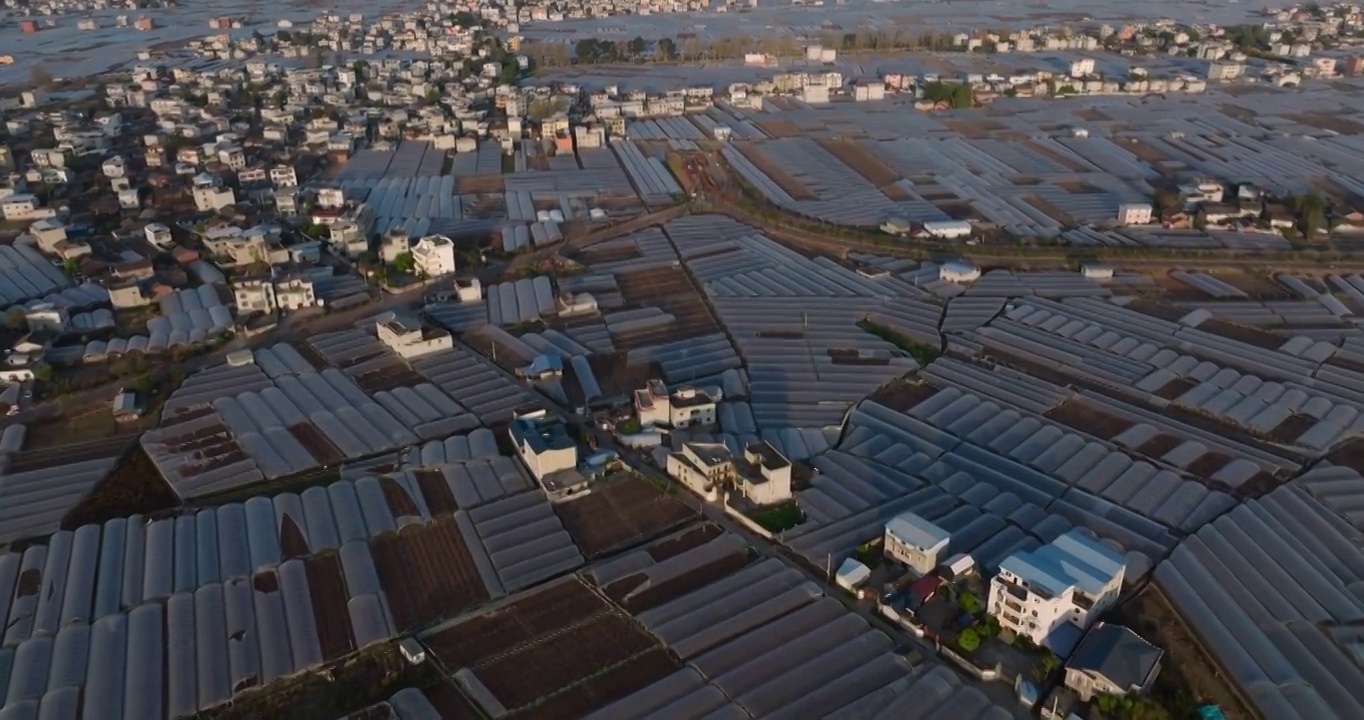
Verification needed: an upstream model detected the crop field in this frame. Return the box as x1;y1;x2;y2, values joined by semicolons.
290;422;346;466
292;341;330;371
815;139;900;186
426;579;673;715
7;432;133;473
600;540;757;614
613;266;719;349
370;516;490;631
554;475;697;557
413;468;459;514
353;363;427;393
306;553;360;660
510;648;678;720
735;142;816;199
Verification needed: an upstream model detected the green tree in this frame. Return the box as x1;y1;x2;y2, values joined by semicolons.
1032;651;1061;682
426;87;441;103
34;365;53;383
957;628;980;652
627;36;647;57
3;307;27;330
958;592;980;615
392;252;416;274
657;38;678;60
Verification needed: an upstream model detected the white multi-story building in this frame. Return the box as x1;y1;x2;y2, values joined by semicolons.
736;442;792;506
270;165;298;188
145;222;173;248
102;155;126;178
884;511;950;576
376;314;452;359
989;529;1127;653
1116;203;1153;226
273;277;317;310
193;186;236;212
1070;58;1096;78
665;442;734;501
1207;60;1244;81
1;194;55;221
634;380;719;428
508;409;578;482
232;279;276;314
412;234;457;277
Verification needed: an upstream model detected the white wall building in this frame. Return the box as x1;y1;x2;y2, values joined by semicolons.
145;223;173;248
274;277;317;310
509;410;578;482
1070;58;1096;77
193;186;236;212
412;234;457;277
736;442;792;506
634;380;719;428
884;511;950;576
376;314;453;359
233;280;276;314
989;529;1127;653
1116;203;1153;226
2;195;55;221
665;442;734;501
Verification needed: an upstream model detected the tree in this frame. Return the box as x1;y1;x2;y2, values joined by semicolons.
627;36;648;57
957;628;980;652
30;63;54;87
3;307;27;331
1032;651;1061;682
34;365;53;383
657;38;678;61
392;252;416;274
426;88;441;104
958;592;980;615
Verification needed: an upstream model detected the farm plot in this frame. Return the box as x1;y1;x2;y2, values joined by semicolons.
425;578;673;716
588;530;758;615
815;139;901;186
553;475;697;557
305;553;359;661
579;529;923;720
734;143;817;200
369;516;491;631
613;266;719;349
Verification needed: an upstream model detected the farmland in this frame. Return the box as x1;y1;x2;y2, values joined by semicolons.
425;578;675;715
553;474;696;557
370;516;491;631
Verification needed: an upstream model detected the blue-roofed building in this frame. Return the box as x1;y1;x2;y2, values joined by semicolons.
884;511;951;576
988;528;1127;655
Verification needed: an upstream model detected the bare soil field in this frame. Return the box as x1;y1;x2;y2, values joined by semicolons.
604;546;756;614
428;578;665;715
510;647;678;720
456;176;506;194
613;266;720;349
305;552;359;661
866;379;942;413
815;139;900;185
61;444;180;529
1043;400;1134;440
369;517;490;631
1197;319;1285;350
554;475;696;558
734;142;817;200
1290;113;1364;134
1111;587;1252;720
752;118;804;138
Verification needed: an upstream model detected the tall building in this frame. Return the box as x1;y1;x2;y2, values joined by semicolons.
988;529;1127;653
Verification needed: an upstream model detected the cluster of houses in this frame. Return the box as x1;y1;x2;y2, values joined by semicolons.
861;510;1165;713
